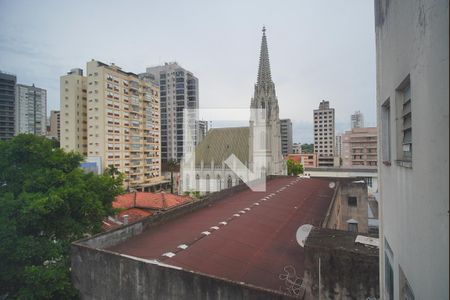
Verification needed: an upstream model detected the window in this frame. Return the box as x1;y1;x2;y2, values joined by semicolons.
384;238;394;300
396;76;412;166
227;175;233;188
348;222;358;232
348;196;357;207
381;98;391;164
365;177;373;188
399;265;415;300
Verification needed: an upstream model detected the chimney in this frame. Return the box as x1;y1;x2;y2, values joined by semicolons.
123;214;129;225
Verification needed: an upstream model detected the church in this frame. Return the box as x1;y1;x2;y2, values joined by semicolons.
180;27;287;194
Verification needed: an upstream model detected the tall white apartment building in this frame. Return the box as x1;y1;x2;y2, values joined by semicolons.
141;62;199;163
196;120;208;144
15;84;47;135
375;0;448;299
60;60;162;190
0;71;16;140
351;110;364;129
60;68;87;155
313;100;335;167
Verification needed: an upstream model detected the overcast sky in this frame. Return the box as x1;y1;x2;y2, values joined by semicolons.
0;0;376;143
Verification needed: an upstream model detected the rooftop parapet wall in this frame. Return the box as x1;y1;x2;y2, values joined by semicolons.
302;228;379;300
71;243;295;300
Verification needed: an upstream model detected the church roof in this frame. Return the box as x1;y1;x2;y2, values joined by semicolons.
195;127;249;166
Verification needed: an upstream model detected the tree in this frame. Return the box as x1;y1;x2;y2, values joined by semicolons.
301;143;314;153
0;134;123;299
167;159;179;194
287;159;304;176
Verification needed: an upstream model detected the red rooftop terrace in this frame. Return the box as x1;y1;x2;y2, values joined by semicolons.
72;176;337;299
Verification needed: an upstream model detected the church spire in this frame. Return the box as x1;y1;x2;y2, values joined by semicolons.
257;26;273;86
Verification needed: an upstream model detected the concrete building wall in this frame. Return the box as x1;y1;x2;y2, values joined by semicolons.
60;68;87;155
375;0;449;299
15;84;47;136
342;127;377;168
0;71;16;140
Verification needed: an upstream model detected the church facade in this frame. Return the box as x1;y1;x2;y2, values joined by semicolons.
180;28;286;194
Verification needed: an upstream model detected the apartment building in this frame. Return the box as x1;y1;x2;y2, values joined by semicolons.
335;134;343;158
341;127;377;168
15;84;47;135
141;62;199;163
351;110;364;129
280;118;292;156
292;142;302;154
313;100;336;167
48;110;60;140
375;0;448;299
0;71;16;140
60;68;87;155
61;61;162;190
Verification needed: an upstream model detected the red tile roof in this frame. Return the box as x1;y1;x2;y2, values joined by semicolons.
102;208;153;231
286;154;301;163
113;192;191;210
108;177;336;294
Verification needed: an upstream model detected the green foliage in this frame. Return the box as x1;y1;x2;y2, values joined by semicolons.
287;159;304;176
301;143;314;153
0;134;123;299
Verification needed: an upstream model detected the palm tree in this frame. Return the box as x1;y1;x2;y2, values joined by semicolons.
167;159;179;194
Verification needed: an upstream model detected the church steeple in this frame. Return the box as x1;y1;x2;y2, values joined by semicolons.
256;26;273;87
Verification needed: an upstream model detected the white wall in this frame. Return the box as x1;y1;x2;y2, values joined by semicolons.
375;0;449;299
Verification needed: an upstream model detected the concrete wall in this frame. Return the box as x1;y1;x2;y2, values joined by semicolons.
72;244;293;300
375;0;449;299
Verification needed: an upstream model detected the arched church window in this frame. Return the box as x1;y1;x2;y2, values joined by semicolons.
195;174;200;192
217;174;221;191
227;175;233;188
206;174;210;194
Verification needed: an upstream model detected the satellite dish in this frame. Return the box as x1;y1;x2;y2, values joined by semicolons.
296;224;313;247
329;182;335;189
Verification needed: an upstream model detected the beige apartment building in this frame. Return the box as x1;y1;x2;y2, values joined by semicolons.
342;127;377;168
61;60;162;190
60;68;88;155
